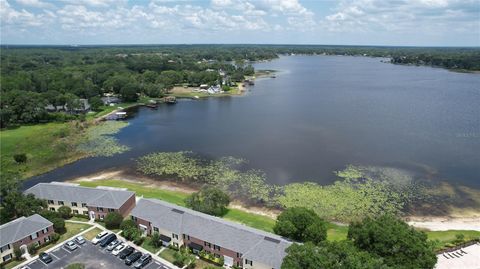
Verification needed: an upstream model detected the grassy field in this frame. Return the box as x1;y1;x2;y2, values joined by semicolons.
158;248;177;263
425;230;480;250
83;227;104;241
0;122;87;179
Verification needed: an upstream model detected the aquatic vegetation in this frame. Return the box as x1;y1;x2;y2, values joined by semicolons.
77;121;130;157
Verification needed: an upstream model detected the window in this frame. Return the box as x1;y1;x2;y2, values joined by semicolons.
71;202;78;207
50;208;55;212
154;227;159;233
0;244;11;253
47;200;54;205
214;253;220;258
2;254;12;262
43;228;48;234
97;207;104;212
172;233;178;240
81;203;87;208
237;252;242;258
214;245;220;251
204;241;211;248
34;241;40;247
73;210;79;214
45;237;50;243
58;201;64;205
30;232;38;240
100;215;104;220
131;216;137;221
173;243;179;248
108;208;114;212
245;259;253;266
83;211;88;215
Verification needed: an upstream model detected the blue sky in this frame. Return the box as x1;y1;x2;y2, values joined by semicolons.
1;0;479;46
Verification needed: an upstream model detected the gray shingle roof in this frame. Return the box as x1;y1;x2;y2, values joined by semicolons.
25;183;134;209
131;198;292;268
0;214;52;247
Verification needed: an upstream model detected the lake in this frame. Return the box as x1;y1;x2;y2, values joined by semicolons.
25;55;480;189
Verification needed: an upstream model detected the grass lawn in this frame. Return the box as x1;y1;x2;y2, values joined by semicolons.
69;216;90;222
194;258;223;269
83;227;104;241
3;259;25;269
36;222;92;254
425;230;480;250
141;237;162;254
95;221;120;233
0;122;86;179
159;248;177;263
326;223;349;241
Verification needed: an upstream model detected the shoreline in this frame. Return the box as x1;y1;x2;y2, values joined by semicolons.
68;169;480;231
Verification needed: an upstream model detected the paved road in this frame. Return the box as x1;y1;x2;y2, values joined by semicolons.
25;242;172;269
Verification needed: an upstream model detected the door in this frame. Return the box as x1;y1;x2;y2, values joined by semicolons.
89;211;96;220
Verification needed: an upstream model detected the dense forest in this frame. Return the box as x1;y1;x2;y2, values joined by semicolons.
1;45;479;128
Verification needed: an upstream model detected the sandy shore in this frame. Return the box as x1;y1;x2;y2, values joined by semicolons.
70;169;480;231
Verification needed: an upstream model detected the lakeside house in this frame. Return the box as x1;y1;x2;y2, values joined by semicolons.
25;182;136;221
0;214;54;264
131;198;292;269
101;96;121;106
44;99;91;113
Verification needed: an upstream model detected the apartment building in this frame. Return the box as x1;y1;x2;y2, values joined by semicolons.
0;214;54;264
131;198;292;269
25;182;136;220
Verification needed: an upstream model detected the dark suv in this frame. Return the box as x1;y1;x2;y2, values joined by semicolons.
125;251;142;265
99;234;117;248
118;246;135;259
39;252;53;264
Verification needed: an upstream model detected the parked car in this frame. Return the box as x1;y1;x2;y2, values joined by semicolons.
75;235;86;245
119;246;135;259
92;231;109;244
133;254;152;268
125;251;142;266
64;241;78;251
106;239;121;251
100;234;117;248
112;243;127;256
39;252;53;264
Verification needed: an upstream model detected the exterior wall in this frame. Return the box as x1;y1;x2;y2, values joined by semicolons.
0;244;14;264
183;234;242;267
134;217;152;235
243;259;274;269
118;194;136;217
86;206;117;220
11;225;54;250
47;200;89;216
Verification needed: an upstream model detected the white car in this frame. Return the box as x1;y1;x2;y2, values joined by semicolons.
64;241;78;251
75;235;86;245
111;243;127;256
91;231;109;245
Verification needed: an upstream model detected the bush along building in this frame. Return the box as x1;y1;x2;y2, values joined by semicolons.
0;214;54;264
131;198;292;269
25;182;136;221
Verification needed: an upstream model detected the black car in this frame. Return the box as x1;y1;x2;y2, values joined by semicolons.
133;254;152;268
99;234;117;248
39;252;53;264
118;246;135;259
125;251;142;266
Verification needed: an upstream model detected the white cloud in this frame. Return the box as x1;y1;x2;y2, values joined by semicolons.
15;0;53;8
1;0;53;27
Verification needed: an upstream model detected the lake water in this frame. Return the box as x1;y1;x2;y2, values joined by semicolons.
25;56;480;189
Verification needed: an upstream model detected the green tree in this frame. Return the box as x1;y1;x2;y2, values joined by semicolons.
119;83;139;102
185;187;230;216
151;232;163;248
104;212;123;229
58;206;72;219
51;217;66;233
348;215;437;269
13;246;22;260
282;242;388;269
273;207;327;244
88;96;103;111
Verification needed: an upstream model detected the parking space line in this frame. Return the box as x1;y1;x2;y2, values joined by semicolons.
50;252;60;259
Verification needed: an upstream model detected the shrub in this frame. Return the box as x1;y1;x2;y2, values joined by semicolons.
13;246;22;260
58;206;72;219
133;235;144;246
27;244;37;255
104;212;123;229
151;232;163;248
185;187;230;217
123;227;141;241
51;232;60;242
120;219;137;231
273;207;327;244
51;217;66;233
13;153;27;163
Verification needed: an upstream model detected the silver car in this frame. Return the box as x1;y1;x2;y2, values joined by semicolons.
75;235;86;245
64;241;78;251
106;239;121;251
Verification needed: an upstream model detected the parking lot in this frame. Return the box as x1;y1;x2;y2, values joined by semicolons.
24;240;172;269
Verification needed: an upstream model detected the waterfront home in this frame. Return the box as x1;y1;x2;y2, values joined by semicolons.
25;182;136;221
131;198;292;269
0;214;54;264
101;96;121;105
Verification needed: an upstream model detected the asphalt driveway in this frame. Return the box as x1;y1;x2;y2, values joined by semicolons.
25;242;172;269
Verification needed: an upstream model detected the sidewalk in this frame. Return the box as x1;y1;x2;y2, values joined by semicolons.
13;220;179;269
